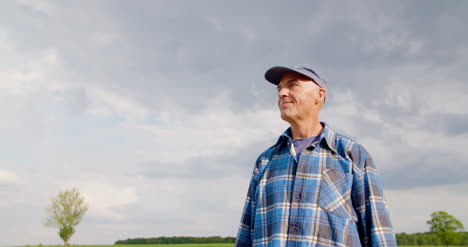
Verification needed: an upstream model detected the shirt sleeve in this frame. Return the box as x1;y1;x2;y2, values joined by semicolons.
235;169;258;247
351;154;397;247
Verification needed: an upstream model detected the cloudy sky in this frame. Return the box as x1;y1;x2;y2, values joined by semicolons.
1;0;468;245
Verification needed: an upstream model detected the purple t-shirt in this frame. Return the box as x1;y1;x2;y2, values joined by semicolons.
292;134;320;159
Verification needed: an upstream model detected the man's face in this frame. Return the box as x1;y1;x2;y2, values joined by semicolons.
277;72;324;123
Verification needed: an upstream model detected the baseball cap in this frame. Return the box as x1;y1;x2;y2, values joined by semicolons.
264;64;328;91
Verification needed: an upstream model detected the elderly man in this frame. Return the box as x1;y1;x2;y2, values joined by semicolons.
235;65;396;247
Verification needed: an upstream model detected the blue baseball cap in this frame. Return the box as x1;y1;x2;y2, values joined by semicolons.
264;64;328;91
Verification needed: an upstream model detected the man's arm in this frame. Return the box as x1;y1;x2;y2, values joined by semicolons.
235;149;273;247
351;154;397;247
235;179;256;247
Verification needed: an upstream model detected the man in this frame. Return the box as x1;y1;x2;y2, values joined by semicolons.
235;64;396;247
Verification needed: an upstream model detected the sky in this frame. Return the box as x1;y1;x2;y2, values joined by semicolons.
1;0;468;245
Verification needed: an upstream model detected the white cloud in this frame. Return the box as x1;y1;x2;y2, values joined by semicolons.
43;48;58;65
0;169;21;184
92;31;121;46
15;0;57;16
88;88;151;122
74;180;138;221
127;99;285;164
0;39;64;100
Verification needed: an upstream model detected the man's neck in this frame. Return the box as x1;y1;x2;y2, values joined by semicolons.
289;119;323;140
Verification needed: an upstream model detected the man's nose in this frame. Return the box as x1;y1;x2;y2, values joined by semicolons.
278;87;288;98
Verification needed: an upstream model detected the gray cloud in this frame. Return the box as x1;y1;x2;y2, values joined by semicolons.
425;112;468;136
139;139;270;180
382;155;468;190
6;0;467;114
64;87;89;115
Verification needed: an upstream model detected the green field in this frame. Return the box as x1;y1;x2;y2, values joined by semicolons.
24;245;468;247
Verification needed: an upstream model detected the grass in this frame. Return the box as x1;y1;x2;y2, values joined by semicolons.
26;245;468;247
33;245;234;247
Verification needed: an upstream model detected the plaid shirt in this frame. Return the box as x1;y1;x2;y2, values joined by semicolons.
235;123;396;247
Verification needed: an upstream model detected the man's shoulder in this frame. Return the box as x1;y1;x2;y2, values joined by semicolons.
255;144;278;163
247;145;278;181
327;126;373;163
333;131;360;149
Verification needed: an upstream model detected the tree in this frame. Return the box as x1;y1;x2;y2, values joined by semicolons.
44;187;88;247
427;211;464;247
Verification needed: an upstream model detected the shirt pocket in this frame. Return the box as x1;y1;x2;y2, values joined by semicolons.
318;168;355;219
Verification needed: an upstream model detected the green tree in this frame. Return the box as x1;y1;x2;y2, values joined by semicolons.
44;187;88;247
427;211;464;247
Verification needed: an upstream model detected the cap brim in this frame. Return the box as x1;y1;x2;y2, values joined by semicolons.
264;66;303;85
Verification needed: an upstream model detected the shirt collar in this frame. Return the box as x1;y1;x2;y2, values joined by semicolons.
276;122;337;153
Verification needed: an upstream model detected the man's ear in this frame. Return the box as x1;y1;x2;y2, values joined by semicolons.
317;88;326;104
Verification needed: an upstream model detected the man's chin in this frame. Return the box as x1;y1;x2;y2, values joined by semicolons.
280;113;294;123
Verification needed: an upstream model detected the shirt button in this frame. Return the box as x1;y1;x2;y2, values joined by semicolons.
290;223;299;232
295;193;302;200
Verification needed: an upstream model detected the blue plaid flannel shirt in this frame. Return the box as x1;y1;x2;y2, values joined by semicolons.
235;122;396;247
